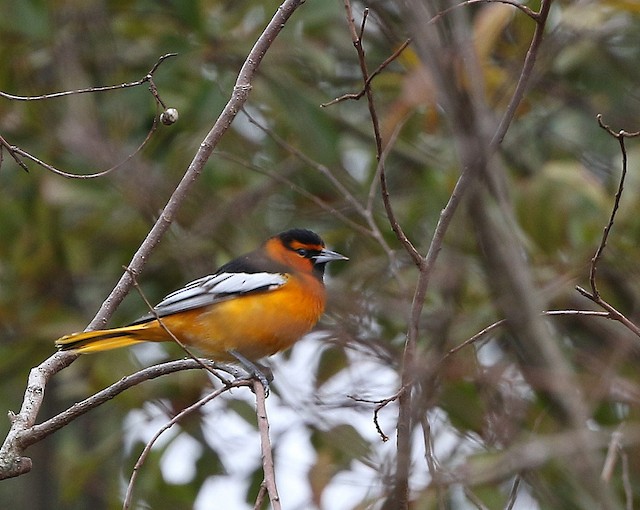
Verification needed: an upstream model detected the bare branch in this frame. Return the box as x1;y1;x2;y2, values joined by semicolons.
490;0;552;148
505;475;523;510
253;380;282;510
576;115;640;339
87;0;307;333
0;53;173;177
601;425;625;483
320;39;411;108
0;135;29;172
0;115;159;179
421;416;446;509
0;351;76;479
0;53;177;102
253;483;269;510
597;114;640;138
443;310;611;360
576;286;640;338
0;357;238;480
25;360;237;452
588;117;631;300
349;386;408;442
341;0;422;266
123;380;247;509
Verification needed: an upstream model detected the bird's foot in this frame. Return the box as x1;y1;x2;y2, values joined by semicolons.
228;349;273;396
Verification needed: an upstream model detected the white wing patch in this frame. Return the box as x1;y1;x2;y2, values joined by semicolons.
133;272;288;322
206;272;287;295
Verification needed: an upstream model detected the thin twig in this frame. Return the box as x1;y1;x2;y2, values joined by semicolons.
464;487;490;510
343;0;422;266
443;310;611;360
0;114;159;178
349;386;409;442
0;134;29;172
505;474;522;510
254;379;282;510
597;114;640;138
587;115;640;299
253;483;268;510
321;39;411;108
589;122;628;300
123;382;246;509
421;415;446;510
0;53;177;101
430;0;538;27
338;6;424;502
490;0;551;149
127;267;229;384
576;115;640;338
0;53;174;177
601;425;624;482
576;286;640;338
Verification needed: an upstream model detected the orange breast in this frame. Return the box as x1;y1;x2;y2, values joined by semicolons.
154;273;325;361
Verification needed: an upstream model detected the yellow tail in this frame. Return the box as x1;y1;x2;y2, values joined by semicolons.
55;323;162;354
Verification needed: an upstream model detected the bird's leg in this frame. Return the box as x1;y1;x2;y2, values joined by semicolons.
227;349;273;396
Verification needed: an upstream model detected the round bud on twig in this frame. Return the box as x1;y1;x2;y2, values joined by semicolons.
160;108;179;126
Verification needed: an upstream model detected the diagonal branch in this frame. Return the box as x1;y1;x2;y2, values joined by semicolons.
88;0;306;332
19;359;238;452
0;0;307;481
123;379;247;509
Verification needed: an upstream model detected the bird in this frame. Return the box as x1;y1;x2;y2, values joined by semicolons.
55;229;347;385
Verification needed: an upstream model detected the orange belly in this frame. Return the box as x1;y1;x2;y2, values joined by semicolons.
155;276;325;360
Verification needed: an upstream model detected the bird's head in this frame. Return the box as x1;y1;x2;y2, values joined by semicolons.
267;228;348;279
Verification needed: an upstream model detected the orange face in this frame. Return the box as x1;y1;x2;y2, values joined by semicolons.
264;235;326;275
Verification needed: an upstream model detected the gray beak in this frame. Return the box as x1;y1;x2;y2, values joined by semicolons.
313;248;348;264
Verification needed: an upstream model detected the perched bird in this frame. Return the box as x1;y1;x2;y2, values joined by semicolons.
56;229;347;381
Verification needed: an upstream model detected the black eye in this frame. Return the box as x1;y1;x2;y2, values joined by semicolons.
295;248;309;257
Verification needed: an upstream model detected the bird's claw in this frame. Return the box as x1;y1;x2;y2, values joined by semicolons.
228;349;273;397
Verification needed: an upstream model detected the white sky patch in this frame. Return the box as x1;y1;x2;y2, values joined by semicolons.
195;476;251;510
161;433;203;484
340;142;372;183
233;105;268;143
122;403;178;453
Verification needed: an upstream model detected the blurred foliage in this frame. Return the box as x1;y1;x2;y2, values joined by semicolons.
1;0;640;509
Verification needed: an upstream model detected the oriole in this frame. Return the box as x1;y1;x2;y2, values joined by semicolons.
55;229;347;369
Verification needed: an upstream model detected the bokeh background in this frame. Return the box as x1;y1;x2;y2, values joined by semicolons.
2;0;640;508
